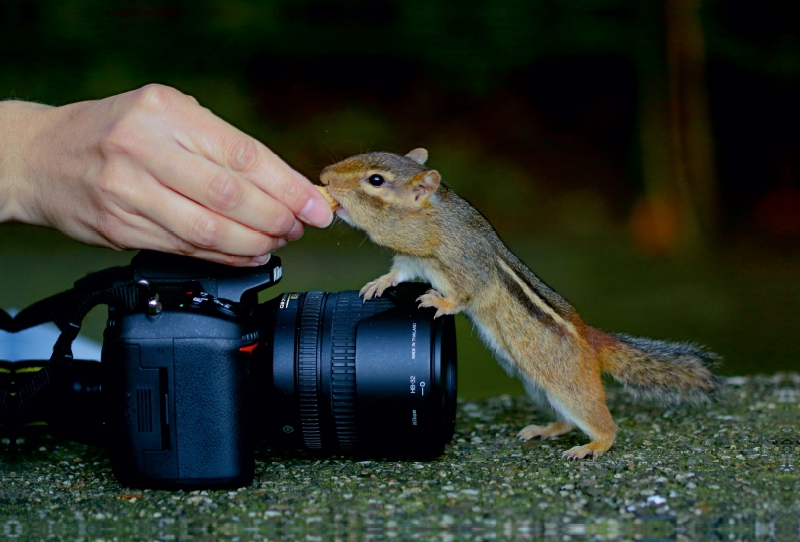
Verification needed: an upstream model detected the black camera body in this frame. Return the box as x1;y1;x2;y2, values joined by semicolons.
3;251;457;490
103;251;282;488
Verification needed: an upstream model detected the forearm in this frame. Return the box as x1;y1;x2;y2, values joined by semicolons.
0;100;53;224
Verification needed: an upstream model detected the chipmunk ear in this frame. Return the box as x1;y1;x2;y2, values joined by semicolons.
405;148;429;165
410;170;441;203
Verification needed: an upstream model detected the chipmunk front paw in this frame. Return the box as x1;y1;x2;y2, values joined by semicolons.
416;289;460;319
360;274;399;300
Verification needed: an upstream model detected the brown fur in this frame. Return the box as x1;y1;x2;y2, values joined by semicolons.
320;149;720;459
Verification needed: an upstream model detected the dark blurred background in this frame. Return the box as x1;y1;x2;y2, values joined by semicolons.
1;0;798;397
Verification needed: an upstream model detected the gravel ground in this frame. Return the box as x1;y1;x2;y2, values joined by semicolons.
1;374;798;541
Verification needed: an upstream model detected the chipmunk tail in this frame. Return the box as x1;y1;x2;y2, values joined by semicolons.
590;327;722;405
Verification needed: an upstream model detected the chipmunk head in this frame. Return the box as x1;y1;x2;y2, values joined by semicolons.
319;149;442;239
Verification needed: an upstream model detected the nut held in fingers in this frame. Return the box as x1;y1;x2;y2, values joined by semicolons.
316;185;339;212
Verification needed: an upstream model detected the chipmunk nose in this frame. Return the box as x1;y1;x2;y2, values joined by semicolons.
319;168;332;186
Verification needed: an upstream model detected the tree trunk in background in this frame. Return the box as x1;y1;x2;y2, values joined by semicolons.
631;0;717;256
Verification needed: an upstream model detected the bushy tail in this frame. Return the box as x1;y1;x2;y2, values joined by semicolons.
591;328;722;404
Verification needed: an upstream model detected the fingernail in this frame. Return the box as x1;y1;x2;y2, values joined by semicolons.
251;254;271;265
276;238;288;249
286;219;304;241
299;198;333;228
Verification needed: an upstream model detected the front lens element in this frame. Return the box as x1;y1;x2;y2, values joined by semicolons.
258;284;456;459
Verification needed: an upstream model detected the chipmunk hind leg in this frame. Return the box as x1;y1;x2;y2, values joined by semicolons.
543;363;619;460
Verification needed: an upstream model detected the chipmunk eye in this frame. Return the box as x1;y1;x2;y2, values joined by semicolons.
367;174;385;187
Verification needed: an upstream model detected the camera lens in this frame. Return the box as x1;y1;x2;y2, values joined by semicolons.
254;284;456;459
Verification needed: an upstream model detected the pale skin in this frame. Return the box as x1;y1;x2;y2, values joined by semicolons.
0;84;333;265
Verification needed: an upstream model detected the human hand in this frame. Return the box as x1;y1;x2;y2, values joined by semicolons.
0;84;333;265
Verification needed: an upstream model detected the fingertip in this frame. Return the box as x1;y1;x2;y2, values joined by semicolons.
250;253;271;266
285;219;304;241
299;197;333;228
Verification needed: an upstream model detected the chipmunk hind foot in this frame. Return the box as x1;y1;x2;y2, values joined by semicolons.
517;421;576;441
562;438;615;460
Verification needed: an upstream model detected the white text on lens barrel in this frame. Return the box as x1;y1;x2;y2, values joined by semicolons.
411;322;417;360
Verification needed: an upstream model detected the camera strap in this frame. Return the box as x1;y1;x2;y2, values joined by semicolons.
1;266;149;424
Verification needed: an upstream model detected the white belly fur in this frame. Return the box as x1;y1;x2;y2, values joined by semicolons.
392;255;450;294
466;302;555;415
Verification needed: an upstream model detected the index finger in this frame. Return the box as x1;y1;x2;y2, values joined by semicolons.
173;104;333;228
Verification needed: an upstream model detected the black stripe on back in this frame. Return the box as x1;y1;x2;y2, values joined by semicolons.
498;267;567;336
500;256;571;319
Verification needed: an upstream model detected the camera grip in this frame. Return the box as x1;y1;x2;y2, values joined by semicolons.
172;340;253;481
105;313;253;489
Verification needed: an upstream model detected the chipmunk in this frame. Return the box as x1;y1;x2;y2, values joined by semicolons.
318;148;720;459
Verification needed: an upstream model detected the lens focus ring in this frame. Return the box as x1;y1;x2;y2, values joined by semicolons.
329;293;360;451
330;292;394;452
297;291;325;449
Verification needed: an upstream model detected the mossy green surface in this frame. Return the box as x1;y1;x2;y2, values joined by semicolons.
1;374;797;540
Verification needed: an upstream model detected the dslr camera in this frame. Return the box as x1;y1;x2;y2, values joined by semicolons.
1;251;457;489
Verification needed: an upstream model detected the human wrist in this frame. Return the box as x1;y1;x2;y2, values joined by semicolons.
0;100;53;223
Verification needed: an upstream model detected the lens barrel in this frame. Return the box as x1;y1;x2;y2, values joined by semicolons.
256;284;456;459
